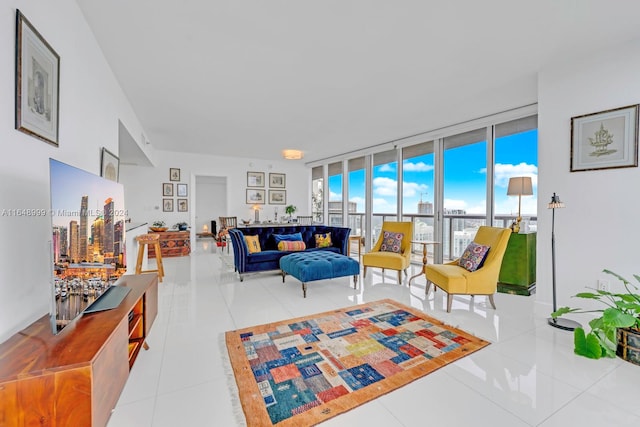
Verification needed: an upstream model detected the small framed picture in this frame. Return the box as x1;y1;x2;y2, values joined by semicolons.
246;189;265;204
15;10;60;146
269;189;286;204
100;148;119;182
163;198;174;212
269;173;286;188
177;198;188;212
177;183;188;197
162;183;173;196
571;104;639;172
247;171;265;187
170;168;181;181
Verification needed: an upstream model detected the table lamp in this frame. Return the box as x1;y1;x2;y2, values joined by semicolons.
253;205;261;223
507;176;533;232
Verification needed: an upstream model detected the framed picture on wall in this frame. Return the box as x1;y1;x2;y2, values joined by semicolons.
163;198;174;212
246;189;265;204
162;183;173;196
247;171;265;187
268;190;286;204
170;168;181;181
177;183;188;197
15;10;60;146
571;104;639;172
100;148;119;182
177;198;188;212
269;173;286;188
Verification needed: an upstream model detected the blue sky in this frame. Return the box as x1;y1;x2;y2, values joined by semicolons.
329;129;538;216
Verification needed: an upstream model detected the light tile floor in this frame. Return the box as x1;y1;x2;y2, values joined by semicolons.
107;240;640;427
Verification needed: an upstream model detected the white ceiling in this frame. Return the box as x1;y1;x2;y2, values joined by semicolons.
76;0;640;163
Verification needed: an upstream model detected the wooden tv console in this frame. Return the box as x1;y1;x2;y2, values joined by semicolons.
0;273;158;427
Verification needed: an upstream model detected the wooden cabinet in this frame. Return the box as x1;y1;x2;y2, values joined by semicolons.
147;231;190;258
498;232;536;296
0;273;158;427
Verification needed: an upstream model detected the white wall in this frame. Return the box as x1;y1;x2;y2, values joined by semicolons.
0;1;149;342
195;177;227;234
120;150;309;241
537;38;640;316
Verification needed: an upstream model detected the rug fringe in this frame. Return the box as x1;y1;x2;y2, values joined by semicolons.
219;332;248;426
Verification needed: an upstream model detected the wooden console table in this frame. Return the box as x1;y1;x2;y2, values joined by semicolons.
0;273;158;427
148;230;190;258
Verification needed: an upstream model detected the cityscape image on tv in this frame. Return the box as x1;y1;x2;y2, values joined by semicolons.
49;159;127;331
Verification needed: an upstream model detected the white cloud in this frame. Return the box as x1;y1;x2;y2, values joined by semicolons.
378;164;395;173
373;177;397;196
403;161;434;172
329;190;341;201
373;197;395;212
402;181;429;197
443;199;467;210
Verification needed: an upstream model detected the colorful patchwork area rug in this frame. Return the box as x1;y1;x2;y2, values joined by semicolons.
225;299;489;426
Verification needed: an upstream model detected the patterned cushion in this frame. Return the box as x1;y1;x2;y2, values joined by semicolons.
277;240;307;251
458;242;490;272
273;232;303;243
314;232;332;248
380;231;403;253
245;235;262;253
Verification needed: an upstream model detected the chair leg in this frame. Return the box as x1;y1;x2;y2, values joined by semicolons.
488;294;497;310
363;266;367;278
447;294;453;313
425;280;431;295
397;270;402;284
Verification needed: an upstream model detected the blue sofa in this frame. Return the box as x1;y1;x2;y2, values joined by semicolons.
227;225;351;281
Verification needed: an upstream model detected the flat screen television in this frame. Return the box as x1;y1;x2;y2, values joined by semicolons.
49;158;128;334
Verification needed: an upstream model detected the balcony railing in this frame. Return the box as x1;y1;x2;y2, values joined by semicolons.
332;212;537;263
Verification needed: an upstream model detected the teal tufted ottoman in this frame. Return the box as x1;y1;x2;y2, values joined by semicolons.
279;251;360;297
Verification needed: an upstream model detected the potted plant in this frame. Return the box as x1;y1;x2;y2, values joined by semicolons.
173;222;188;231
551;269;640;364
285;205;297;222
149;220;167;232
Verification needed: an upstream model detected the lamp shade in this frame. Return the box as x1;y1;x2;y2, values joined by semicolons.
507;177;533;196
548;192;565;209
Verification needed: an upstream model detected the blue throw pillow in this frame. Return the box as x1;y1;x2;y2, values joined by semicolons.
273;232;303;244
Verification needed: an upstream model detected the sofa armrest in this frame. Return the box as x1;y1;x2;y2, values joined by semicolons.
228;228;249;272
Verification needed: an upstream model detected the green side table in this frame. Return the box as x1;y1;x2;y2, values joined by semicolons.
498;232;536;296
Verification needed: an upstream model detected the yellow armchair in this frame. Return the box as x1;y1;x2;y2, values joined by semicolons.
363;221;413;284
425;226;511;312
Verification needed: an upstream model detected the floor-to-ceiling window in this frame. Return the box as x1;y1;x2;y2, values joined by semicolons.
348;157;366;237
328;162;343;226
311;166;323;223
371;149;397;245
443;128;487;260
494;116;538;230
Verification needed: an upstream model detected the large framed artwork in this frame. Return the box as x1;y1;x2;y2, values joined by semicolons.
571;104;639;172
247;171;265;187
246;189;265;204
15;10;60;146
100;148;119;182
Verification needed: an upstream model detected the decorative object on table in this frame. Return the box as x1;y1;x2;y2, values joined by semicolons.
225;299;489;427
162;182;173;196
246;188;265;204
551;269;640;364
284;204;297;221
177;199;188;212
177;183;188;197
506;176;533;233
268;172;286;188
100;148;119;182
149;220;167;232
247;171;265;187
173;222;188;231
15;10;60;146
546;192;581;331
162;198;173;212
268;189;286;204
570;104;639;172
241;219;251;226
169;168;180;181
252;205;261;223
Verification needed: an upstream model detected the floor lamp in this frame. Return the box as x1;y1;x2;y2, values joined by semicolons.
547;192;581;331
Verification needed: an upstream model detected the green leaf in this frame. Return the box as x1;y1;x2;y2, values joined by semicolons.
602;308;636;328
574;292;601;299
550;306;579;319
573;328;603;359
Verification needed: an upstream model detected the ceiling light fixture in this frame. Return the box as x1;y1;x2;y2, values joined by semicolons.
282;149;304;160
